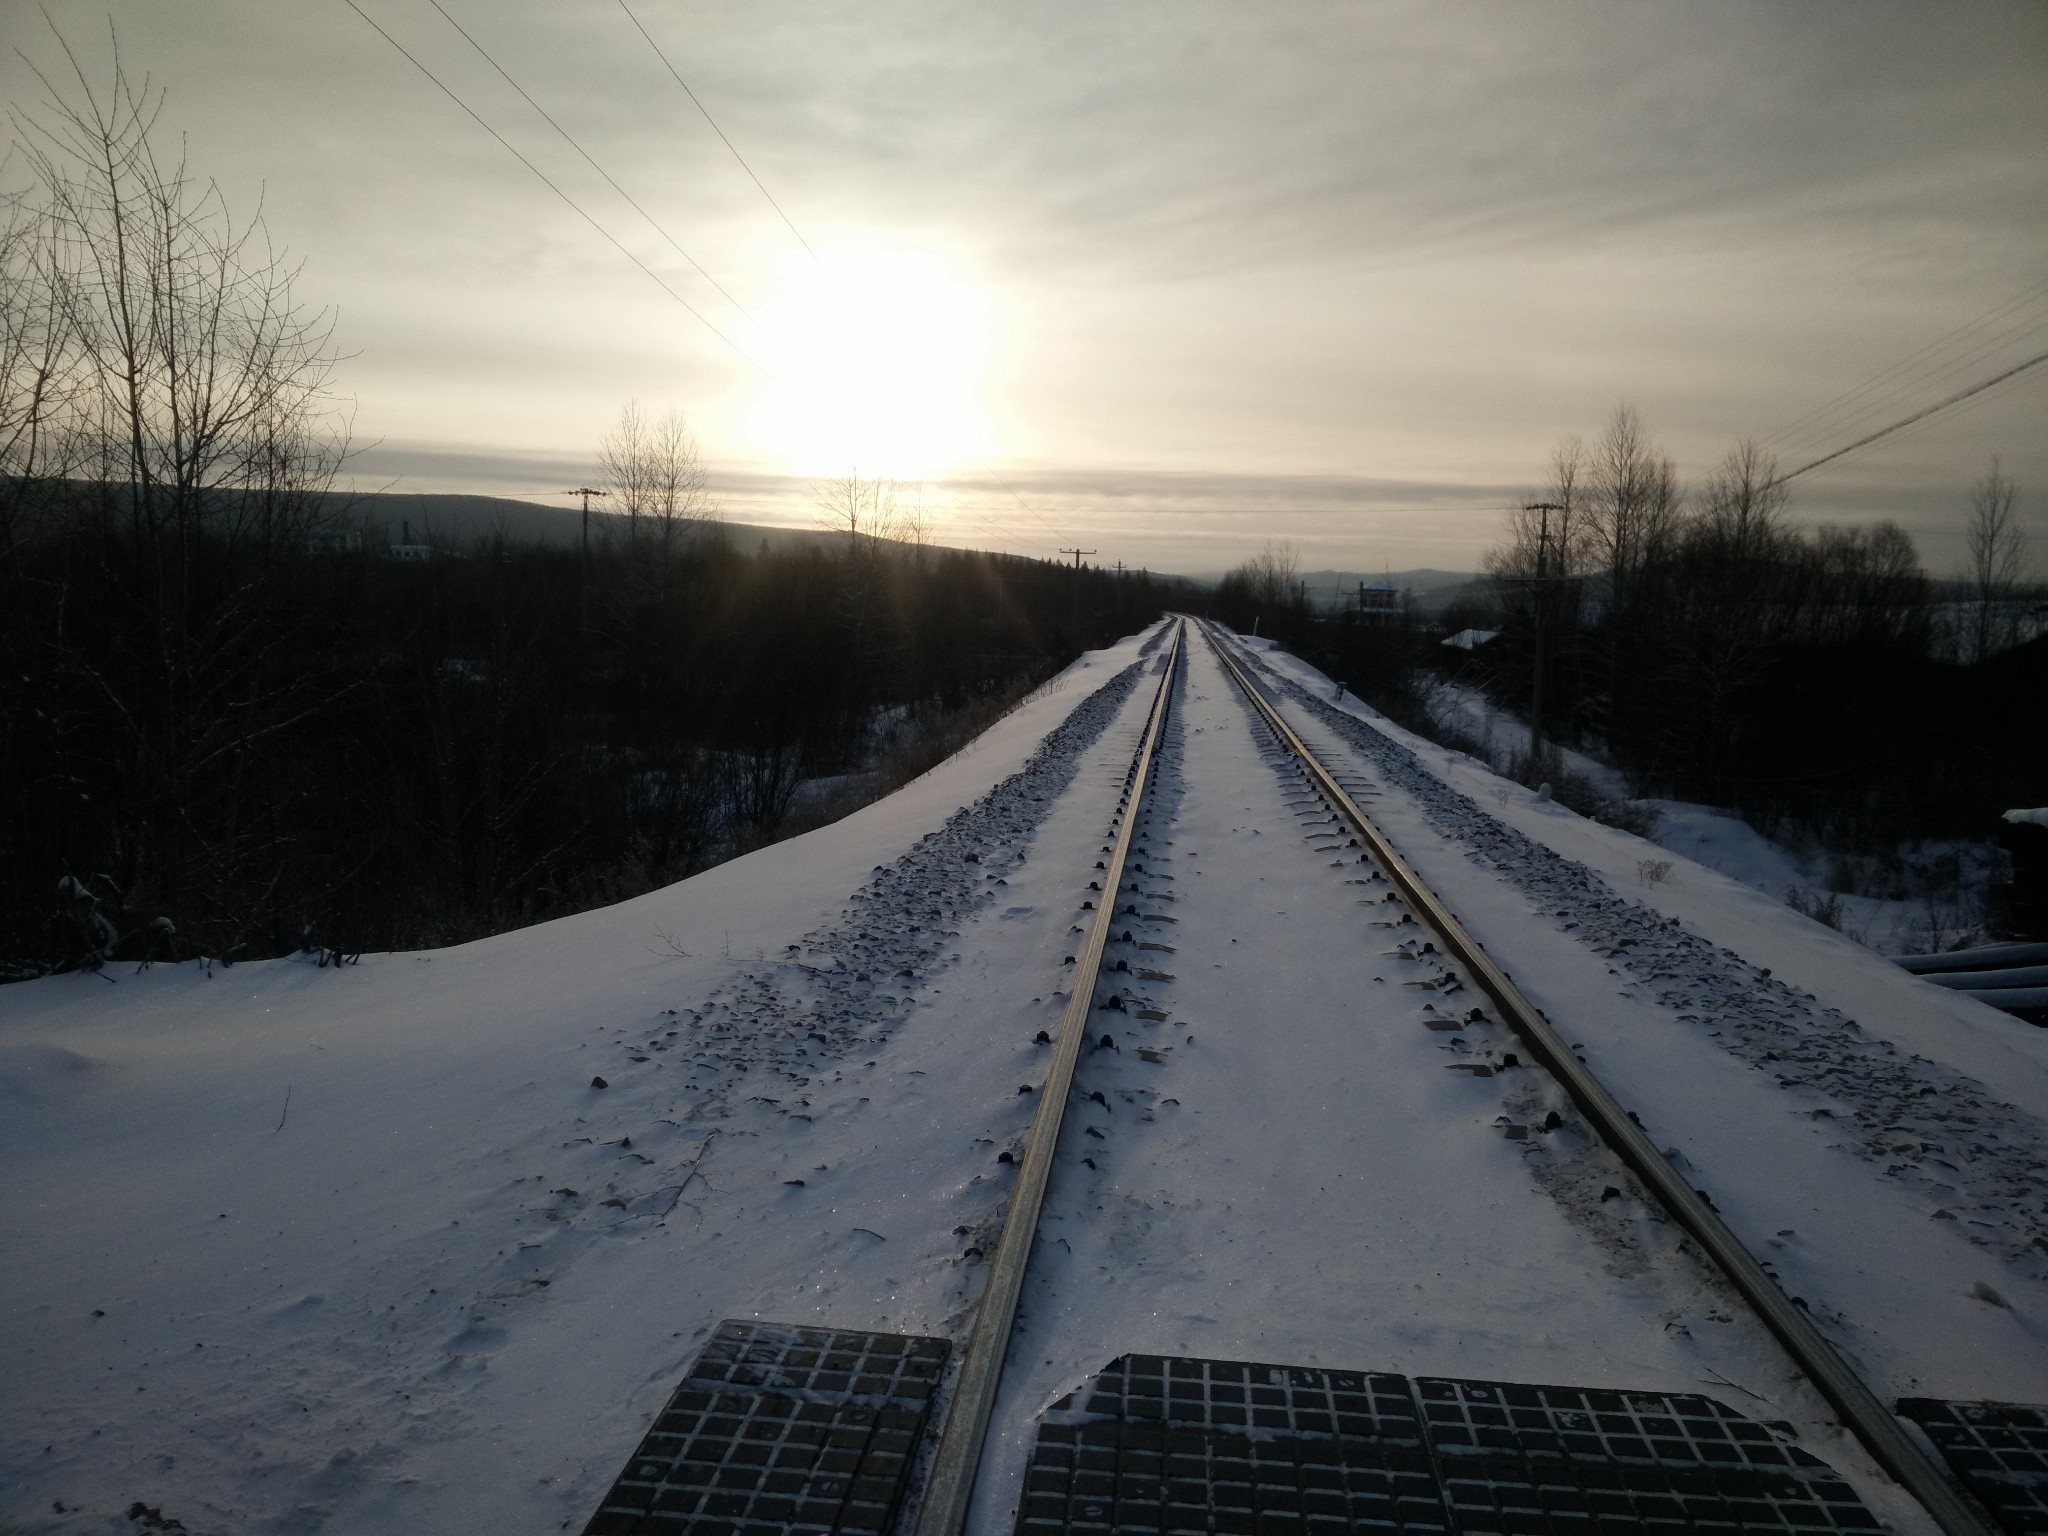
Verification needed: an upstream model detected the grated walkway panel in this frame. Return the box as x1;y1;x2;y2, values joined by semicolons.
1418;1375;1879;1533
1898;1399;2048;1534
584;1319;948;1536
1014;1355;1883;1535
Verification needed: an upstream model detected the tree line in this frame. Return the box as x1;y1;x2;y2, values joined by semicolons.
1202;412;2041;855
1468;410;2040;844
0;50;1181;978
3;467;1177;977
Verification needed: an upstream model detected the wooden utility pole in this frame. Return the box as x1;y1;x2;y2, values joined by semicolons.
1519;501;1564;780
562;487;609;637
1059;547;1096;631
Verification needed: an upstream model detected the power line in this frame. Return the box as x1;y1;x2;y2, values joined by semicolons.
969;467;1080;544
611;1;1077;549
1770;307;2048;465
423;0;759;329
361;1;1061;557
1762;277;2048;460
343;0;769;376
933;492;1060;556
1764;278;2048;452
614;0;820;265
1767;346;2048;489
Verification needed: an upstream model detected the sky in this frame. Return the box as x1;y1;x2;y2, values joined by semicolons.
3;1;2043;574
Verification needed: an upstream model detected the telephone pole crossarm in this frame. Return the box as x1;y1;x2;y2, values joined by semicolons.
1516;502;1565;781
562;487;611;637
1058;548;1098;630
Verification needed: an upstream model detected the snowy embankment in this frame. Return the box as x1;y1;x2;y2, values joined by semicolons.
1250;643;2048;1384
0;628;1168;1535
1414;676;2001;957
5;617;2045;1536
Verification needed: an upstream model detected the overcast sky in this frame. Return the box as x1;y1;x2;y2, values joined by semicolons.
4;1;2043;573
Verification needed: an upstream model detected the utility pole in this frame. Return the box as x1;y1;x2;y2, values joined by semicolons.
562;487;609;639
1059;547;1096;632
1518;502;1565;782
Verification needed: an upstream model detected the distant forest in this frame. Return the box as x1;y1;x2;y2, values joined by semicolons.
1;486;1178;977
1215;411;2045;868
0;62;1188;977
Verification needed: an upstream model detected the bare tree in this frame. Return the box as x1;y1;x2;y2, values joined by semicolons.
6;33;351;942
0;185;78;559
813;472;905;703
1488;437;1597;583
1695;440;1789;564
1799;520;1930;652
1588;405;1680;601
1965;458;2027;663
601;402;712;594
894;484;933;566
647;407;711;545
1653;442;1794;793
1242;539;1301;611
16;37;345;551
814;471;904;553
598;400;655;542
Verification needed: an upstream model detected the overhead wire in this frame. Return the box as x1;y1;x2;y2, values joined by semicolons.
1762;277;2048;461
934;493;1063;557
611;0;1080;552
422;0;760;329
1768;307;2048;466
1763;277;2048;454
361;0;1063;556
1767;346;2048;488
343;0;771;377
368;2;1055;554
615;0;821;266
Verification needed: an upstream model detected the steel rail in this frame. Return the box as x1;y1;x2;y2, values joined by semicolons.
1199;620;2000;1536
914;619;1186;1536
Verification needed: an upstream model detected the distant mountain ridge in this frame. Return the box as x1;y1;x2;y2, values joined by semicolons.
323;490;845;557
1185;565;1484;612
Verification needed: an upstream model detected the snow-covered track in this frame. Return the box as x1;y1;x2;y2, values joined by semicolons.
916;620;1188;1536
1199;619;2002;1536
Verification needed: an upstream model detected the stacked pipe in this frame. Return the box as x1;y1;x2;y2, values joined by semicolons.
1894;941;2048;1024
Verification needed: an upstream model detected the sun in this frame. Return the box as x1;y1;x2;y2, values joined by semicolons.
743;241;997;481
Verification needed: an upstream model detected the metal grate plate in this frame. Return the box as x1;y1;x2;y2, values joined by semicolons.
1418;1376;1880;1533
584;1319;949;1536
1015;1355;1882;1535
1018;1354;1447;1534
1897;1398;2048;1534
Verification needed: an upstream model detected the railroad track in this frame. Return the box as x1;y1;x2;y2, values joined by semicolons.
1192;619;2000;1536
914;618;1189;1536
585;614;2022;1536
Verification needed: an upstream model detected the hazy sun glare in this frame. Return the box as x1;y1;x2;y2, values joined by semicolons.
744;242;997;481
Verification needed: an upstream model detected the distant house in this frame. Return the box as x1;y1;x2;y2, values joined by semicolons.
303;526;360;556
1358;579;1400;615
385;519;441;563
1441;628;1499;652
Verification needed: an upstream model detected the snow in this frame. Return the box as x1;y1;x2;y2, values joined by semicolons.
1413;676;1631;801
1640;802;1806;897
4;618;2045;1536
0;634;1165;1534
1440;628;1498;651
1416;679;2002;957
1247;641;2048;1384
